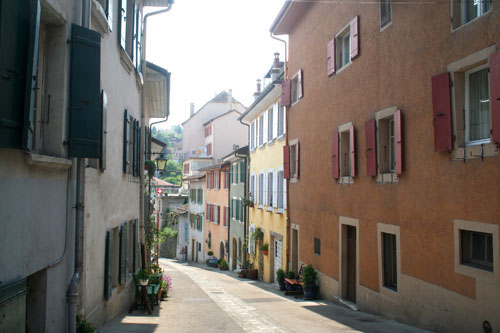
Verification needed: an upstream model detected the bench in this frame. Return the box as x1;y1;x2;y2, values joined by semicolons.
284;264;305;298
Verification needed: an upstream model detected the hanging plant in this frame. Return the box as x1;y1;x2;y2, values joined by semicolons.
145;160;156;178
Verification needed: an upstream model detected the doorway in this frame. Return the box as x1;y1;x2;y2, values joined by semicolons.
340;221;357;303
232;238;237;270
273;238;282;283
219;241;225;261
191;239;195;261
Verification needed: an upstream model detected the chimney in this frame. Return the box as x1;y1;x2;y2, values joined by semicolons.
253;79;261;100
271;52;280;82
228;89;233;111
190;103;195;116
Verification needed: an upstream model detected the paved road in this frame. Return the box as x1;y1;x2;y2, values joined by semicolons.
98;259;426;332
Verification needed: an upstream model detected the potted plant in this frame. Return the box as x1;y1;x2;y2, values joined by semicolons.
302;264;319;299
145;160;156;178
160;275;172;300
285;270;297;293
260;243;269;256
207;250;214;256
136;270;150;286
219;259;229;271
242;196;254;208
276;269;287;291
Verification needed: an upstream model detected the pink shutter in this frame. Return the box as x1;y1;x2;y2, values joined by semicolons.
365;119;377;176
332;131;339;179
283;145;290;179
350;16;359;60
431;72;452;151
281;80;291;107
327;38;335;76
297;69;303;99
296;142;300;179
350;126;356;178
490;50;500;144
395;110;403;175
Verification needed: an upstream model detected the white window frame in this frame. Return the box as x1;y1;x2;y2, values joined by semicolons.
258;172;264;209
338;122;354;184
464;64;490;146
447;45;499;161
289;139;299;183
277;168;284;213
375;106;399;184
377;223;401;300
277;101;286;139
268;106;274;143
453;219;499;282
451;0;492;31
379;0;392;30
267;169;274;212
291;73;300;106
258;115;264;147
335;23;351;72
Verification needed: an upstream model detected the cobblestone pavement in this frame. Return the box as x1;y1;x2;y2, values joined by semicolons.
98;259;428;333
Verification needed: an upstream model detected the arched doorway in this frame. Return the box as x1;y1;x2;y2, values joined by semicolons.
219;241;224;261
232;238;237;270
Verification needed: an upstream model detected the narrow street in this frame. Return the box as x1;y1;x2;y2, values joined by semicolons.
98;259;426;333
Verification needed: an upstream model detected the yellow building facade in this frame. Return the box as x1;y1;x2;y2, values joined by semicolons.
240;75;288;283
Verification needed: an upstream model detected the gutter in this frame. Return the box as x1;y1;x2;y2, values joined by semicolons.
67;2;90;332
140;1;174;269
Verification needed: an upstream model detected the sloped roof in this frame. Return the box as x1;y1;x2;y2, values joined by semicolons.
152;177;177;187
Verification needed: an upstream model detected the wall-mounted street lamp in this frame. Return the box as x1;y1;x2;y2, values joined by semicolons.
156;155;167;171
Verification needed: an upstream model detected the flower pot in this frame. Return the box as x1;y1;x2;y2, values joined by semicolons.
139;279;149;286
303;284;318;300
249;269;258;280
278;281;286;291
262;250;268;256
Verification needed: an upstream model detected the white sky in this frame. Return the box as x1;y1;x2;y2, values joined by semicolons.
145;0;288;129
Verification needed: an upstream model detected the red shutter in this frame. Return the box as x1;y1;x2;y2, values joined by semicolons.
350;16;359;60
327;38;335;76
365;119;377;176
295;142;300;179
298;69;303;99
431;72;452;151
332;131;339;179
490;50;500;144
350;126;356;178
283;145;290;179
281;80;291;107
395;110;403;175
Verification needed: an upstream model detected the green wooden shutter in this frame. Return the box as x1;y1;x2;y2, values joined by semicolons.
132;119;137;176
124;222;129;277
69;24;101;158
240;161;246;182
0;0;39;149
133;219;137;272
99;91;107;171
119;223;127;284
123;110;130;173
104;230;113;299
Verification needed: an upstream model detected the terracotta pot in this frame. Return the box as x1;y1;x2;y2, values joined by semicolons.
262;250;269;256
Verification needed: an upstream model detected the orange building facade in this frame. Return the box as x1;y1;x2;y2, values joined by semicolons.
272;1;500;331
203;164;230;261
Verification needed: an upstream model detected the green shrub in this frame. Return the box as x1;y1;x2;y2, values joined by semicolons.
286;270;297;279
303;264;318;285
76;315;95;333
276;269;286;284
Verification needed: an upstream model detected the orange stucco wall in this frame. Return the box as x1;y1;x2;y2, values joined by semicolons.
285;2;499;301
204;166;230;261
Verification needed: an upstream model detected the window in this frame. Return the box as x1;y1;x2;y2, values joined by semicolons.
224;171;229;189
314;238;321;255
452;0;491;29
214;171;220;189
258;173;264;208
379;0;391;28
258;114;264;147
267;171;273;210
206;143;212;156
333;123;355;182
183;162;190;175
277;170;284;212
433;47;500;159
291;71;303;105
461;230;493;272
268;105;274;142
205;124;211;137
337;29;350;69
465;66;490;145
197;188;203;204
382;233;397;291
240;161;246;182
250;174;256;202
368;107;402;182
224;207;229;227
277;102;285;138
286;140;300;181
119;0;142;68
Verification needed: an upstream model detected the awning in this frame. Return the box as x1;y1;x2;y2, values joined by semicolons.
145;61;170;119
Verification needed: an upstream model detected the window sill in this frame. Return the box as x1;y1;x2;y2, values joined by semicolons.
119;48;134;74
277;208;284;214
376;172;399;184
290;177;298;184
91;0;110;35
451;10;491;33
379;20;392;32
452;142;500;161
259;205;264;209
25;153;72;170
335;61;352;76
277;134;286;141
338;176;353;185
267;206;274;212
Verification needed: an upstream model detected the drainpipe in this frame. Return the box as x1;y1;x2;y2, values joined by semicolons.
270;32;290;271
238;118;250;266
67;2;90;332
140;2;174;269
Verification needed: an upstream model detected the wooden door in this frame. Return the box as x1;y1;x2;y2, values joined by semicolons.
346;226;356;303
